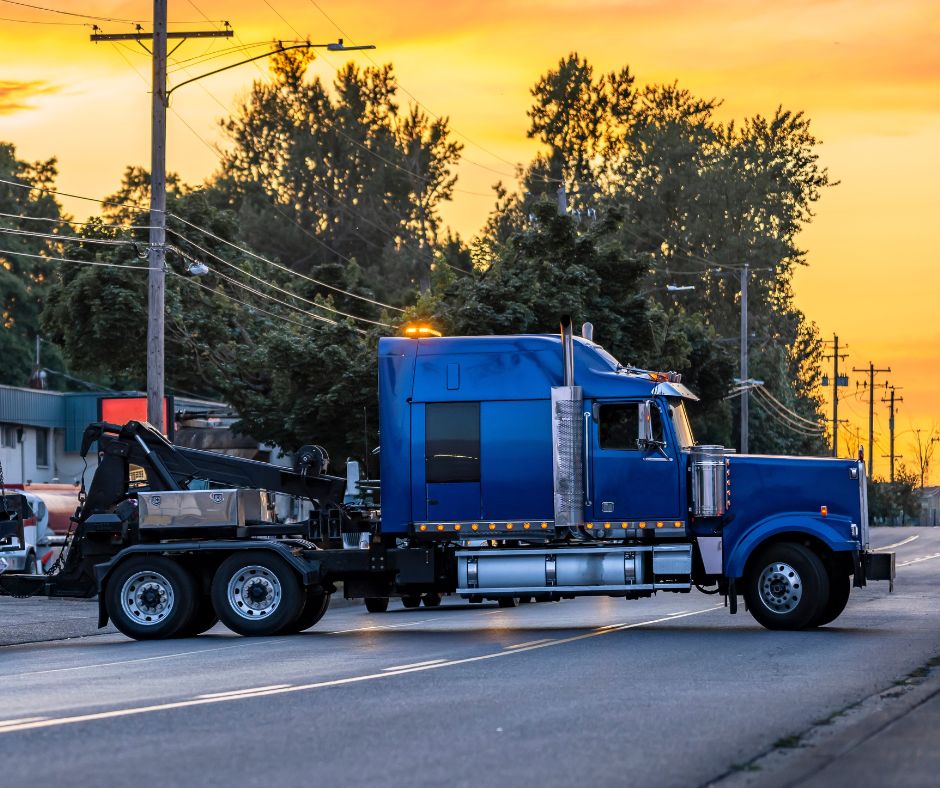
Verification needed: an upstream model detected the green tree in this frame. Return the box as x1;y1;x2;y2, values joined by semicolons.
0;143;67;386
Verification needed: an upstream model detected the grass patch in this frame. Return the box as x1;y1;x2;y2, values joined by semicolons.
774;735;802;749
731;762;761;772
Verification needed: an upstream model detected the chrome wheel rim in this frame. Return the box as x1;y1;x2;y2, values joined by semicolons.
121;570;175;626
227;565;281;620
758;561;803;614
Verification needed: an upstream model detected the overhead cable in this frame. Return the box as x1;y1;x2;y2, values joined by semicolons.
168;235;391;327
169;213;404;313
0;246;154;271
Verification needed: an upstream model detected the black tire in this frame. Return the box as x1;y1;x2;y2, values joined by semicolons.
468;595;484;604
422;593;442;608
744;543;829;631
284;589;331;633
518;595;532;604
364;597;389;613
497;597;517;609
211;552;305;637
176;596;219;638
106;556;197;641
811;568;852;628
401;595;422;609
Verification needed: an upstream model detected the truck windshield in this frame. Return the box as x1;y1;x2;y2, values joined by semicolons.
668;400;695;449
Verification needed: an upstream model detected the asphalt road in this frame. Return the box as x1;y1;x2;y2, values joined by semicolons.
0;528;937;788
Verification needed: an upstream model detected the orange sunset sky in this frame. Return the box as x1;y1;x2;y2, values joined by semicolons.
1;1;938;481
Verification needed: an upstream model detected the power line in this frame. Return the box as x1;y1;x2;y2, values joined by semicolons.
0;13;87;24
0;0;140;24
172;271;322;332
0;175;150;212
0;226;141;248
169;213;404;313
0;246;154;271
752;385;822;428
751;387;824;434
168;233;392;327
750;396;824;438
0;210;153;231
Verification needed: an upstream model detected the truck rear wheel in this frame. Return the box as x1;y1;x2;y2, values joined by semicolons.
497;597;517;609
364;597;389;613
744;543;829;631
106;556;197;641
810;568;851;628
284;589;331;633
422;593;442;607
211;552;304;637
401;595;422;609
176;596;219;638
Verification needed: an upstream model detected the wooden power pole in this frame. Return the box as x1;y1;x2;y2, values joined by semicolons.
91;6;232;432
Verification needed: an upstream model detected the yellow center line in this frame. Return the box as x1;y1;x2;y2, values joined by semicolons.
0;605;723;736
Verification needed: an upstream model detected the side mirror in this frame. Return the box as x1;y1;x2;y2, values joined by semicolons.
637;400;653;448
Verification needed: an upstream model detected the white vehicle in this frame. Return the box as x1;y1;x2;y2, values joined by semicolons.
0;493;41;575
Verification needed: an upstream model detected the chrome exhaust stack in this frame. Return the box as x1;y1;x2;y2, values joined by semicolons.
551;316;584;532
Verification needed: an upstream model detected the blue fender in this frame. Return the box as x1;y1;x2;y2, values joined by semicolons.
724;513;858;578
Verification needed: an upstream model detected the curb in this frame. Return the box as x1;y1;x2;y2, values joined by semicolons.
709;658;940;787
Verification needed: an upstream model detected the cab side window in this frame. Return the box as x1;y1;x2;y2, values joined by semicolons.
598;402;665;450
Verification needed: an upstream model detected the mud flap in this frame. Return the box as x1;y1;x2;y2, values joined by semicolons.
864;551;895;591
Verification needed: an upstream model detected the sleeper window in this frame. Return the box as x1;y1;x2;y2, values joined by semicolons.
426;403;480;483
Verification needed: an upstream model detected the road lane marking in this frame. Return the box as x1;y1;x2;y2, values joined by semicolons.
327;616;447;635
0;605;723;735
505;639;555;649
0;717;47;728
382;659;446;671
197;685;292;699
898;552;940;567
874;535;919;552
8;640;276;678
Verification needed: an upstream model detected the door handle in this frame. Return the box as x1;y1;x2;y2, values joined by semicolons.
583;411;592;507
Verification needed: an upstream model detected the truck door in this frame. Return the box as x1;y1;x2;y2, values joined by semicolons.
424;402;482;522
589;400;683;523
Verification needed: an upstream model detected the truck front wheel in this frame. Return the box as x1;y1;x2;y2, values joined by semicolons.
211;552;304;637
106;556;197;640
810;568;851;628
744;543;829;631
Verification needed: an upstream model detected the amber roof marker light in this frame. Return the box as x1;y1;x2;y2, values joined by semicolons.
402;323;442;338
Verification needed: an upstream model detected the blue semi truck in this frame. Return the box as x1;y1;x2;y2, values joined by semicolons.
0;319;894;638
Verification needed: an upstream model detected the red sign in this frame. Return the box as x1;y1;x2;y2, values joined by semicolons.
99;397;172;438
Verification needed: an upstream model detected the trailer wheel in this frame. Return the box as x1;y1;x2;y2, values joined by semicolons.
106;556;197;641
497;597;517;609
211;552;305;637
364;597;389;613
401;595;422;609
422;593;442;608
284;589;331;633
743;543;829;631
176;596;219;638
810;568;851;628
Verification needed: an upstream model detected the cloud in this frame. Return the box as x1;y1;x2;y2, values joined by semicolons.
0;80;58;115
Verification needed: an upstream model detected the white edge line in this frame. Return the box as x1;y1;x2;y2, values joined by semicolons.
505;639;555;649
874;535;919;552
0;606;723;735
382;659;446;671
197;684;292;699
0;717;48;727
898;552;940;567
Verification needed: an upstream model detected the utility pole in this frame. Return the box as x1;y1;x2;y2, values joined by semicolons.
852;362;890;477
740;264;749;454
880;385;903;482
91;10;234;432
822;335;848;457
149;0;168;433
